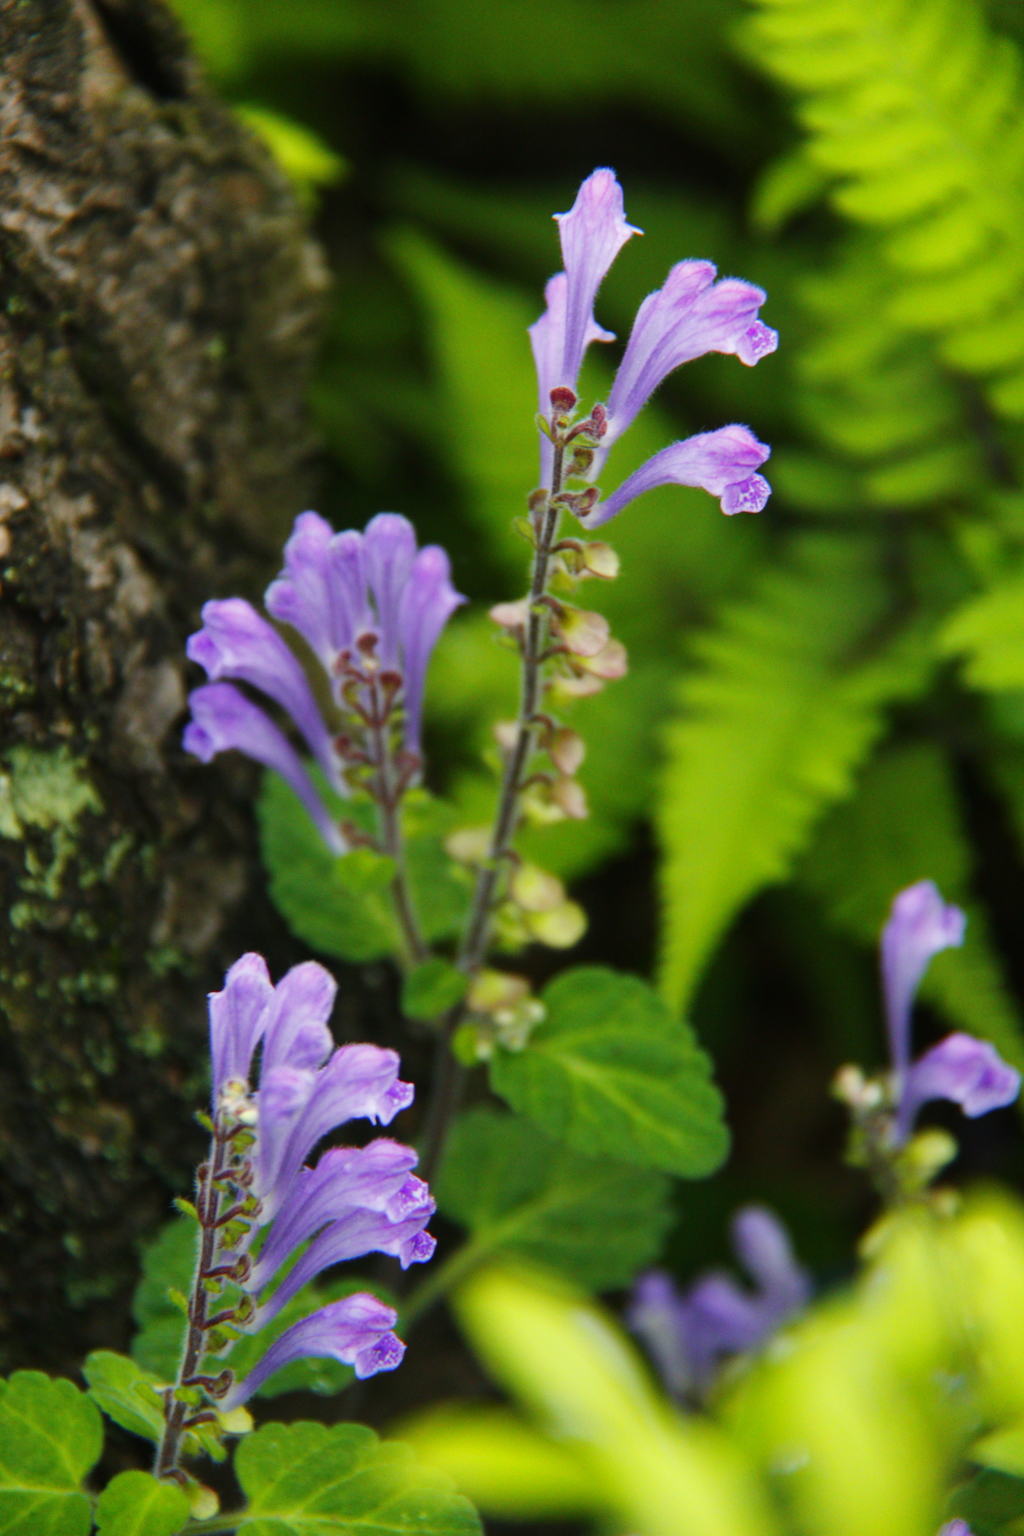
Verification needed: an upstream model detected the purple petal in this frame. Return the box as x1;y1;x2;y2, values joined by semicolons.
396;545;466;756
626;1271;694;1398
529;273;615;485
208;953;274;1105
184;684;346;855
555;169;640;388
364;514;418;669
881;881;966;1080
580;426;771;529
731;1207;811;1322
938;1524;973;1536
253;1065;318;1206
221;1294;404;1407
897;1032;1021;1144
265;513;352;669
262;1045;416;1219
253;1206;436;1325
250;1139;426;1290
260;961;337;1079
186;598;339;788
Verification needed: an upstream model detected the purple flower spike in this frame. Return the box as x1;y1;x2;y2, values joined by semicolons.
529;273;616;483
579;426;772;530
554;168;641;390
881;881;966;1080
628;1206;809;1398
221;1294;405;1408
599;262;778;460
897;1033;1021;1144
208;953;274;1105
184;684;346;855
185;511;464;850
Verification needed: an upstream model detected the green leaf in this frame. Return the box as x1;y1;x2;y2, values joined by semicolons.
0;1371;101;1536
235;106;347;205
232;1420;482;1536
402;959;469;1022
947;1468;1024;1533
657;535;932;1014
940;570;1024;691
93;1472;190;1536
490;967;728;1176
799;742;1024;1071
131;1218;196;1381
435;1108;673;1291
82;1352;165;1443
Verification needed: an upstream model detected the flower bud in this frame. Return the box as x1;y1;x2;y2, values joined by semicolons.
577;636;628;678
582;542;620;579
468;969;530;1015
555;607;611;658
490;599;530;630
552;777;588;819
550;385;578;413
493;719;519;752
527;900;587;949
548;672;605;701
510;863;565;913
550;728;585;776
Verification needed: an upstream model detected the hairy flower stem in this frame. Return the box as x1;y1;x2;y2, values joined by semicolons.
417;440;567;1186
154;1126;232;1479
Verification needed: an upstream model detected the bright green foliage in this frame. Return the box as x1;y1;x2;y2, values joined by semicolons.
82;1352;166;1443
93;1472;190;1536
258;774;470;962
235;105;346;207
657;536;931;1013
131;1217;195;1381
232;1421;482;1536
434;1108;674;1290
941;569;1024;688
799;742;1024;1068
490;967;728;1176
745;0;1024;419
0;1373;101;1536
402;959;469;1022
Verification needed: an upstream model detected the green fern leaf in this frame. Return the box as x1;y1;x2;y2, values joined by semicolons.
657;535;932;1014
798;742;1024;1069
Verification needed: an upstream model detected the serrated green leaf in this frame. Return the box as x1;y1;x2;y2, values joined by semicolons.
232;1420;482;1536
83;1352;166;1443
0;1372;101;1536
490;967;728;1176
402;959;468;1022
435;1108;673;1290
93;1471;190;1536
131;1219;196;1381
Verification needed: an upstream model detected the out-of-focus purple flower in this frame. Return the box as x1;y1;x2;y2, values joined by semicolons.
938;1523;973;1536
598;261;777;462
879;881;1020;1145
579;427;772;529
206;953;433;1399
220;1294;405;1409
628;1206;810;1397
184;512;464;850
553;169;641;391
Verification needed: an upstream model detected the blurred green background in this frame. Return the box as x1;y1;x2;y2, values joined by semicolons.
169;0;1024;1303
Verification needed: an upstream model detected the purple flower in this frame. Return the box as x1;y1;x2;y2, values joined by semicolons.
579;426;772;529
880;881;1020;1145
529;273;615;483
206;953;434;1398
598;260;777;462
938;1524;973;1536
220;1294;405;1409
184;512;464;850
628;1206;810;1397
553;169;641;391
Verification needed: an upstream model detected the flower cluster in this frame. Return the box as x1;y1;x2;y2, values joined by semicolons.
836;880;1020;1183
529;168;777;519
186;953;435;1412
628;1206;810;1399
184;512;464;852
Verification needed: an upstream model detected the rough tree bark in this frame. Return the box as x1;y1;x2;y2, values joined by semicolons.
0;0;328;1369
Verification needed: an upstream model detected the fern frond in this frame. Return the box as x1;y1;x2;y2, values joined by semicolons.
656;537;932;1015
746;0;1024;420
798;742;1024;1069
940;568;1024;689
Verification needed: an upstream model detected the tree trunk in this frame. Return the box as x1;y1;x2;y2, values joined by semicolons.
0;0;327;1370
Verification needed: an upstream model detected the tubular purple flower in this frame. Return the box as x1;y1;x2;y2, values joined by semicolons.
398;545;466;753
184;684;346;855
529;273;615;484
221;1294;405;1407
264;512;369;670
628;1206;809;1397
364;513;418;670
579;426;772;530
880;881;966;1080
554;168;640;389
598;261;778;460
186;598;340;787
896;1033;1021;1144
208;952;274;1104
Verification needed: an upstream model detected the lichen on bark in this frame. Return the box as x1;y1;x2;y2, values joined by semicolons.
0;0;329;1368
